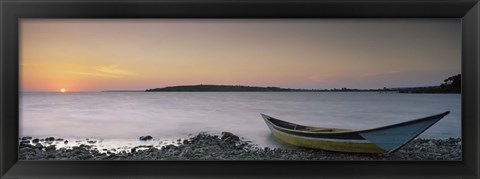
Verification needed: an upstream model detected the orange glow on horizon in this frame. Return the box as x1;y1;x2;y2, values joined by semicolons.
20;19;461;91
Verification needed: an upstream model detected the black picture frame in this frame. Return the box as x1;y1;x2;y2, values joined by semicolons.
1;0;479;178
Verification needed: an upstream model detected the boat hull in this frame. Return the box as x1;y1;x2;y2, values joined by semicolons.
262;111;450;153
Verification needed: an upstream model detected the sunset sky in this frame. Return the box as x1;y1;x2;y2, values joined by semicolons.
20;19;461;92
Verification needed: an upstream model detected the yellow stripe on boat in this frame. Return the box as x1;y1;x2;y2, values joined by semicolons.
270;124;386;153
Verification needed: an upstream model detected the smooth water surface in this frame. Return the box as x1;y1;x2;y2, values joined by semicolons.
20;92;461;148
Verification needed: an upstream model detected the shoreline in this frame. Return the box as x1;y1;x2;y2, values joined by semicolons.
19;132;461;160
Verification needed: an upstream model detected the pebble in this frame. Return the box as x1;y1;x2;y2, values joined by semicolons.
45;145;56;152
34;143;44;149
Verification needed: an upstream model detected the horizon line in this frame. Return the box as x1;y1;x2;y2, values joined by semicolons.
21;84;443;93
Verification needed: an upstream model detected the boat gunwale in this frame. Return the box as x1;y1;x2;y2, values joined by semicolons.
261;111;450;135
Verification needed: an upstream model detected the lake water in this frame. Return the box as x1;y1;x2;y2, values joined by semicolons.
20;92;461;148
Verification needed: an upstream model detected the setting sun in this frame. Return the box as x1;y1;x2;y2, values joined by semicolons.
60;88;66;93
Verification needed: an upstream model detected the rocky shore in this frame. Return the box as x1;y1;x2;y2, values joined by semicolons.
19;132;461;160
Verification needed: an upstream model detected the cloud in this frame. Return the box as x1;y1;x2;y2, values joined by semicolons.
96;65;135;76
72;65;135;78
71;71;121;78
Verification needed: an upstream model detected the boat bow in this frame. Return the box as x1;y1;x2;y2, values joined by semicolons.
358;111;450;153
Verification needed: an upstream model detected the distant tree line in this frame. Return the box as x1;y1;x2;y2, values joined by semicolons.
145;74;461;93
146;85;297;92
398;74;461;93
440;74;461;92
146;84;403;92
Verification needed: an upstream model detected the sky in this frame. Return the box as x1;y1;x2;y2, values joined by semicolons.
20;19;461;92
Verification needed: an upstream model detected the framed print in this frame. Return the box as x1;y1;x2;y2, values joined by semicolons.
1;0;479;178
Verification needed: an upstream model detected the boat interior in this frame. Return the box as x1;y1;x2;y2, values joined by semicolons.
267;116;352;133
302;127;352;133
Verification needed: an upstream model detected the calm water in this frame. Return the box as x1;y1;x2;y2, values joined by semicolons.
20;92;461;148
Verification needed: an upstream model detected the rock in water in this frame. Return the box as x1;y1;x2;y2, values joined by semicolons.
32;138;39;143
21;136;33;140
139;136;153;141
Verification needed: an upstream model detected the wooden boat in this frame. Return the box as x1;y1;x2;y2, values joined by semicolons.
261;111;450;153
